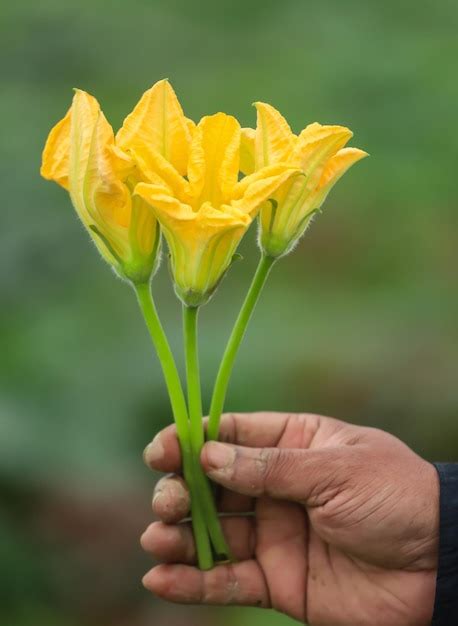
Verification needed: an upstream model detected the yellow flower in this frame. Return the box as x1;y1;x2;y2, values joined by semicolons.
135;112;298;306
241;103;368;258
41;79;192;284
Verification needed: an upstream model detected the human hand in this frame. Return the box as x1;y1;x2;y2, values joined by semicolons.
141;413;439;625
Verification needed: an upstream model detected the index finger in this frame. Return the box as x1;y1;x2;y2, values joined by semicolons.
143;411;324;473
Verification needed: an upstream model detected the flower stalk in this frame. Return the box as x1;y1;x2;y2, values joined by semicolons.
183;305;232;560
134;282;214;569
208;254;276;441
183;306;204;453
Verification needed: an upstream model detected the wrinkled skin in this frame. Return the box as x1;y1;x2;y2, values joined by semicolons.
141;413;438;625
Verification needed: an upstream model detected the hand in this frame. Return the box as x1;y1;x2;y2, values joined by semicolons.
141;412;439;625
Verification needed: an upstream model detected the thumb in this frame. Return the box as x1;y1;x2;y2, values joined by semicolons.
201;441;348;504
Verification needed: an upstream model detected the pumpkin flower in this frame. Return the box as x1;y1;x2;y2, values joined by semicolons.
241;103;368;258
135;112;299;306
41;79;194;284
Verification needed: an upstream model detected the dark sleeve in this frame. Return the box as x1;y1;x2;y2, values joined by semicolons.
431;463;458;626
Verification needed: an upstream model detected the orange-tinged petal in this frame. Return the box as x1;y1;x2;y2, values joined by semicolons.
40;107;72;189
240;127;255;175
254;102;295;168
187;112;241;207
116;79;192;176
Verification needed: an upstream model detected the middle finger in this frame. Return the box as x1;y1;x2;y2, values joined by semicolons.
141;516;256;564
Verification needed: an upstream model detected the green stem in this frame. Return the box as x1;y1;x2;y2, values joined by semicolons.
208;254;276;441
183;306;204;451
183;305;232;561
134;282;213;570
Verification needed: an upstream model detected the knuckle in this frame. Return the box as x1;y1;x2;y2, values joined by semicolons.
202;564;240;605
310;454;361;523
257;447;292;489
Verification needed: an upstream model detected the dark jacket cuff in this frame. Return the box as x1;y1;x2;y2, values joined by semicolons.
432;463;458;625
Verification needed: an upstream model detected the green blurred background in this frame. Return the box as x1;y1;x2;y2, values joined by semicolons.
1;0;458;624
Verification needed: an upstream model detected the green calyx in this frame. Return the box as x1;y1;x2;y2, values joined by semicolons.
259;208;319;259
173;252;243;308
100;227;162;285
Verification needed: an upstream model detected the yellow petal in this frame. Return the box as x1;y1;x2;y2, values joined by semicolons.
254;102;295;168
84;111;132;230
297;122;352;145
295;124;353;176
69;89;101;221
41;107;72;189
197;202;251;229
111;144;135;179
232;164;300;216
295;122;323;142
130;145;190;201
129;193;160;258
69;90;133;265
186;117;197;135
116;79;193;176
315;147;368;205
135;182;194;222
136;183;249;229
240;127;255;175
187;112;241;207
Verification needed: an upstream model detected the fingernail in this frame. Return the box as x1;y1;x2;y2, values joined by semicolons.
205;441;236;475
143;433;164;466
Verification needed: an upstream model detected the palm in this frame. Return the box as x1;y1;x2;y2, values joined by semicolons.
247;496;433;624
142;412;438;626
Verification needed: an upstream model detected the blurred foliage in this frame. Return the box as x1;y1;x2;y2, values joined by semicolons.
1;0;457;624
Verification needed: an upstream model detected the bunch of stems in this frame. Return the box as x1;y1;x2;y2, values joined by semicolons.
134;253;275;569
